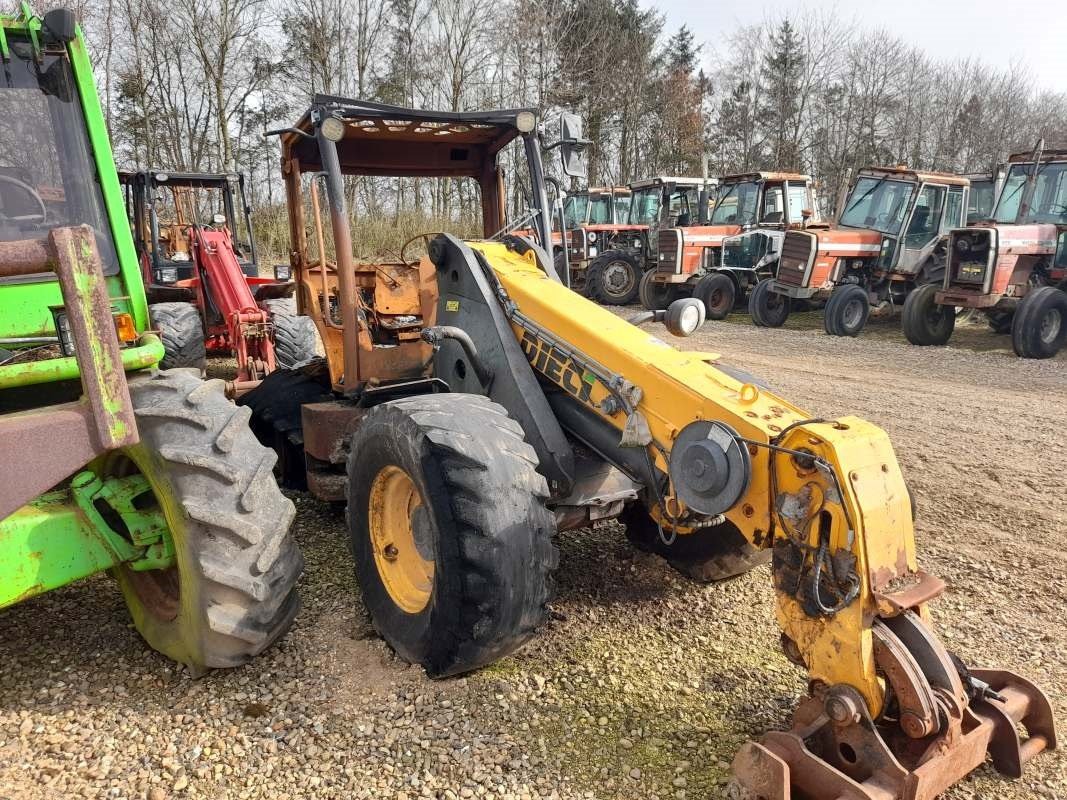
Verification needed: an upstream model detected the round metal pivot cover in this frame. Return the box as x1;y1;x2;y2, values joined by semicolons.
669;420;751;516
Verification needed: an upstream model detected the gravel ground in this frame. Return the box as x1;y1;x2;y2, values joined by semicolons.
1;309;1065;800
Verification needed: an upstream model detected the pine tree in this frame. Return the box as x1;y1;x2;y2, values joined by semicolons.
758;19;805;171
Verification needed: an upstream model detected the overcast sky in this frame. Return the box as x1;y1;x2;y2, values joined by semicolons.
651;0;1064;91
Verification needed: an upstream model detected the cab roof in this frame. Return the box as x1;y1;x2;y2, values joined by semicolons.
858;166;969;186
721;171;811;184
1006;148;1067;164
283;96;536;178
629;176;715;190
118;170;240;188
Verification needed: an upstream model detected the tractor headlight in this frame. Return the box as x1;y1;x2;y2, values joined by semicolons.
320;115;346;142
587;231;597;243
633;238;642;249
955;237;971;253
51;309;75;356
158;266;178;283
212;213;226;225
515;111;536;133
274;263;292;281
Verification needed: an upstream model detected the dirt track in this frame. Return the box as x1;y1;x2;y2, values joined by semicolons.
0;310;1065;799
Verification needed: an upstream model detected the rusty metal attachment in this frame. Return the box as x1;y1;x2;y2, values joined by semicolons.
734;613;1056;800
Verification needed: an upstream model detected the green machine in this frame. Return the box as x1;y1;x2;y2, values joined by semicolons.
0;5;301;675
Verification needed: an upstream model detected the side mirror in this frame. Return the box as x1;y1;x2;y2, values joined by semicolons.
42;8;77;43
558;113;589;180
801;208;813;219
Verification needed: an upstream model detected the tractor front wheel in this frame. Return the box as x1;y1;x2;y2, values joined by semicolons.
693;272;736;320
1012;286;1067;359
346;393;558;677
749;278;790;327
823;283;870;337
621;503;770;582
586;251;642;305
264;298;318;369
150;302;206;373
113;369;302;676
638;269;677;310
902;283;955;346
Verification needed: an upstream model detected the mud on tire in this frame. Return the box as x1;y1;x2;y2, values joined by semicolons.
113;369;302;676
620;502;770;582
150;302;205;372
346;393;558;677
264;298;319;369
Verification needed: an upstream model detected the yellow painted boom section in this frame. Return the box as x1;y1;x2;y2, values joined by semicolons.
471;241;918;714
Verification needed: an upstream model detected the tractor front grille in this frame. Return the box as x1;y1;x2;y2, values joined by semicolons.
657;229;682;274
775;231;816;287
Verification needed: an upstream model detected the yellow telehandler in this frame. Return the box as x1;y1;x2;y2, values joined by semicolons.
241;98;1055;799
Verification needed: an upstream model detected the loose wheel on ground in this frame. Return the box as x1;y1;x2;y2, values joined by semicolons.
638;269;678;310
902;283;955;346
749;278;790;327
150;302;206;372
621;502;770;581
1012;286;1067;359
586;251;642;305
264;298;319;368
823;283;870;337
693;272;736;320
111;369;302;676
346;393;558;677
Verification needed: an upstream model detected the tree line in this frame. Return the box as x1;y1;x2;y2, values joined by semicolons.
71;0;1067;228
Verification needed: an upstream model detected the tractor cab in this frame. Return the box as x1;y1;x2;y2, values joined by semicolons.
277;97;586;395
649;172;812;302
909;147;1067;358
964;170;1003;225
122;171;259;286
612;186;632;223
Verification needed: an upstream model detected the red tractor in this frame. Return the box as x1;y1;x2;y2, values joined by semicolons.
752;166;969;336
561;184;644;299
647;171;817;315
582;176;715;305
122;170;317;382
903;145;1067;358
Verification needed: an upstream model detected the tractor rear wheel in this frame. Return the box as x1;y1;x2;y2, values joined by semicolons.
1012;286;1067;359
346;393;558;677
151;302;205;372
749;278;790;327
621;503;770;582
902;283;955;346
113;369;302;676
693;272;736;320
638;269;677;310
264;298;318;369
823;284;870;337
586;251;642;305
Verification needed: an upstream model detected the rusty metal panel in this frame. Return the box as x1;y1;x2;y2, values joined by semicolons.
301;401;366;464
0;402;102;521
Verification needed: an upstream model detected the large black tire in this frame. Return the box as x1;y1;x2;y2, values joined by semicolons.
749;278;790;327
693;272;736;321
902;283;955;346
238;359;332;489
586;250;642;305
112;369;302;676
823;283;870;337
1012;286;1067;359
638;269;677;310
621;503;770;582
264;298;318;369
987;310;1013;334
150;302;206;372
346;393;558;677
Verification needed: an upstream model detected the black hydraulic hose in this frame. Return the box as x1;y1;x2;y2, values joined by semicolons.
421;325;494;387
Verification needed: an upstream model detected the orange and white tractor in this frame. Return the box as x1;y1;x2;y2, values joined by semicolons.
903;145;1067;358
751;166;969;336
644;172;816;314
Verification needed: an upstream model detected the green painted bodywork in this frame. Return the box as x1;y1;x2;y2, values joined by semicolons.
0;9;176;605
0;469;172;608
0;8;150;354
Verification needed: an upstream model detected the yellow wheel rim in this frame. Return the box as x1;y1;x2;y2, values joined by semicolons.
368;465;435;613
